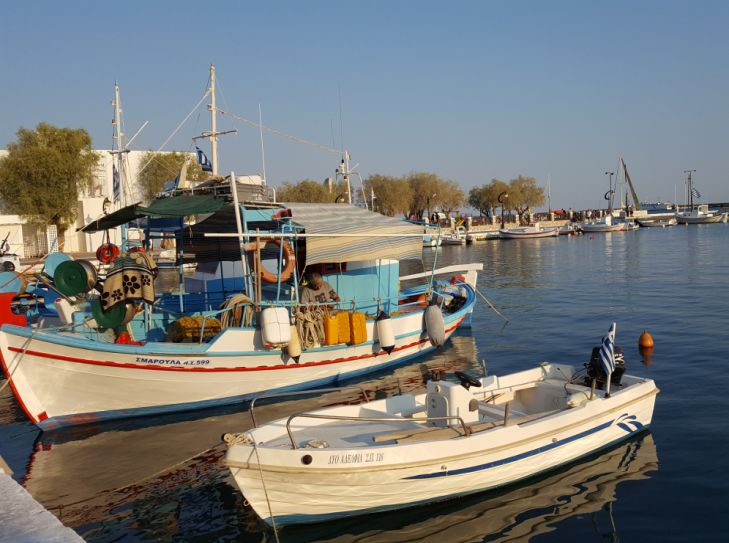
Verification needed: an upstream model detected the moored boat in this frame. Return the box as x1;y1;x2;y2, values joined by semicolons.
636;217;677;228
676;204;727;224
498;223;559;239
224;324;658;527
579;214;626;233
0;199;481;430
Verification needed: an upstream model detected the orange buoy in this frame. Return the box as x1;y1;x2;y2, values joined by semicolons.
639;330;654;349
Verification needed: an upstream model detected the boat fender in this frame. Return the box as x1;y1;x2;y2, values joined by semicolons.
425;303;445;347
261;307;292;347
96;243;120;264
376;311;395;354
450;275;465;285
287;324;302;363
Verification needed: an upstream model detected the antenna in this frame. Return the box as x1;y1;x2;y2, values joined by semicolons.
259;103;267;185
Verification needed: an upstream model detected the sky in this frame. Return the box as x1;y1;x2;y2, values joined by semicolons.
1;0;728;210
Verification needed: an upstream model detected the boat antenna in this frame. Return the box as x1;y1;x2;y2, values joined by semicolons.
259;103;267;185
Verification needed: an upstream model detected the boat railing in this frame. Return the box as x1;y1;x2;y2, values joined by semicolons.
248;386;371;428
283;413;469;449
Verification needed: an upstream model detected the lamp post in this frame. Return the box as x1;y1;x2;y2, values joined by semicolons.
684;169;696;210
604;171;615;213
498;191;509;225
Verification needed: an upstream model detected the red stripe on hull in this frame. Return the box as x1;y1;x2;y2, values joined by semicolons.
0;348;40;424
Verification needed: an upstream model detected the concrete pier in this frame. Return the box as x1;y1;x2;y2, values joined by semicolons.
0;458;83;543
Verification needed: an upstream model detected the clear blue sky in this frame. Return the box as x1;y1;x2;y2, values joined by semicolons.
2;0;728;209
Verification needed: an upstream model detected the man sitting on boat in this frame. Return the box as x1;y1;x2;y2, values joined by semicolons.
301;272;340;309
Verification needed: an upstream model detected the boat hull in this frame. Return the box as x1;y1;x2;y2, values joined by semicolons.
0;290;475;429
579;223;626;233
227;374;657;526
498;228;558;239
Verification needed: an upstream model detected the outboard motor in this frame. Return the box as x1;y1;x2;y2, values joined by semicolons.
584;345;626;389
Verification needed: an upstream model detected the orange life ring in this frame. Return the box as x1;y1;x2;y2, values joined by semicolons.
96;243;120;264
255;238;295;284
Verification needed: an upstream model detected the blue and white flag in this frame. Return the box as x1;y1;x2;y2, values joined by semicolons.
196;146;213;173
599;322;617;377
112;165;121;204
691;187;701;199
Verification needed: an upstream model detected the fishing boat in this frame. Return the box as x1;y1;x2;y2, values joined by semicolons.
582;158;644;233
224;323;658;527
676;204;726;224
636;217;677;228
579;214;627;233
0;67;482;430
0;196;481;430
558;223;581;236
499;223;559;239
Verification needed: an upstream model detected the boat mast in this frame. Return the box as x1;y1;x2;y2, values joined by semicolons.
684;169;696;210
111;84;127;247
209;65;218;175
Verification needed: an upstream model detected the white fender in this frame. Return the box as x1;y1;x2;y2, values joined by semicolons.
425;304;445;347
288;324;302;362
376;311;395;354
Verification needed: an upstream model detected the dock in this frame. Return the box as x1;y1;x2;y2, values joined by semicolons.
0;457;84;543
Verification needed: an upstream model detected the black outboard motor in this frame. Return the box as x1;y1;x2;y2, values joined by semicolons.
584;345;626;389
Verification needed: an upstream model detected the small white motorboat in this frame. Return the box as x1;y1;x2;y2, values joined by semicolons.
441;226;467;245
224;324;658;527
579;214;627;233
498;223;559;239
558;224;582;236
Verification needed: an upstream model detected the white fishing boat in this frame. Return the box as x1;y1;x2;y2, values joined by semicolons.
499;223;559;239
676;204;726;224
224;324;658;527
0;69;482;430
579;214;626;233
558;223;581;236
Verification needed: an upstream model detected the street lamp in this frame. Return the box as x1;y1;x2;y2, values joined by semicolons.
683;169;696;209
498;191;509;225
604;171;615;212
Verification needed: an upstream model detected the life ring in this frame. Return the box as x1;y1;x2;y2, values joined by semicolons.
96;243;120;264
255;238;295;284
450;275;466;285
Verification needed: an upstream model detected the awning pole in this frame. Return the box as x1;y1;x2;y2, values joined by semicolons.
230;172;252;297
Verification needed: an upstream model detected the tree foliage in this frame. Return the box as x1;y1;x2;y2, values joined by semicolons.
468;178;509;216
406;172;465;219
136;151;204;203
507;175;545;222
276;179;334;203
364;174;413;216
0;123;99;239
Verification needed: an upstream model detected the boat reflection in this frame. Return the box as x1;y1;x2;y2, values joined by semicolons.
16;333;481;530
284;433;658;543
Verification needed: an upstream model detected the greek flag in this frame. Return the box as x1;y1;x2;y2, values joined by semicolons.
599;322;617;376
196;146;213;172
691;187;701;199
112;165;121;203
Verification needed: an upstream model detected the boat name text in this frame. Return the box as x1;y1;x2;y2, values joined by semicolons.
328;452;384;465
136;357;211;366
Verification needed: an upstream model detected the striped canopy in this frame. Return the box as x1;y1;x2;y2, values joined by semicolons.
284;203;423;265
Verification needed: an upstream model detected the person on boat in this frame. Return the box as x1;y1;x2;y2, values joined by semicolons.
301;272;340;309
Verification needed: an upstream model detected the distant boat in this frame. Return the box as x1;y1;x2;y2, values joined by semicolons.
636;217;677;228
558;224;581;236
676;204;727;224
499;223;559;239
640;202;674;211
441;226;467;245
579;214;626;233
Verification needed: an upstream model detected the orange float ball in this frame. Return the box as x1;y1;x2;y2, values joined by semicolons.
639;330;654;349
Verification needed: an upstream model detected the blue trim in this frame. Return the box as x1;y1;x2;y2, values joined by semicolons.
404;413;640;480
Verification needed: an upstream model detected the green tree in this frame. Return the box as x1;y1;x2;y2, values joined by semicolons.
364;174;413;216
438;179;465;216
136;151;204;203
508;175;546;224
0;123;99;246
468;178;509;217
276;179;333;203
407;172;442;219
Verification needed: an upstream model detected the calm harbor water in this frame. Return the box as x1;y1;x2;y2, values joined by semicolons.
1;224;728;542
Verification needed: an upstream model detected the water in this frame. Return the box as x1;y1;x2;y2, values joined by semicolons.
1;224;728;542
